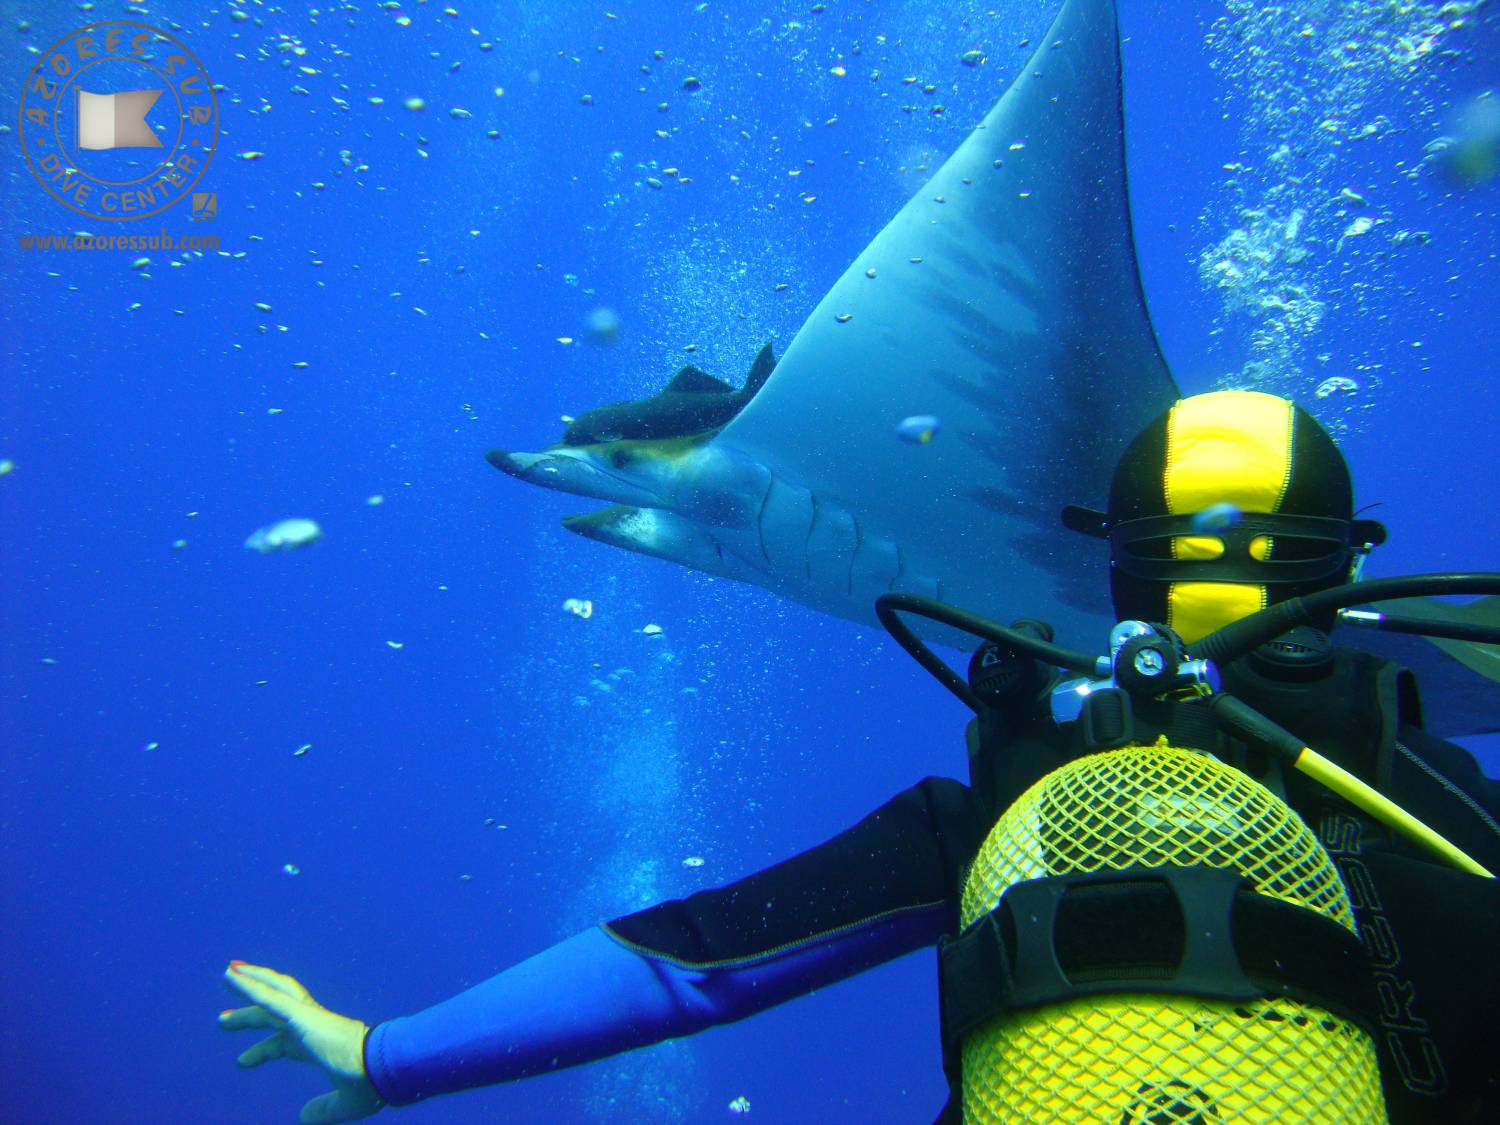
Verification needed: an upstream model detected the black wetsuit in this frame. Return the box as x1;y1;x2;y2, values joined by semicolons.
604;648;1500;1123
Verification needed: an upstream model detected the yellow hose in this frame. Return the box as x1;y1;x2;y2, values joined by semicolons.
1294;747;1495;878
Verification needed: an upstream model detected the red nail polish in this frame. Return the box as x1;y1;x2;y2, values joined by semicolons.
219;1009;234;1019
228;960;247;972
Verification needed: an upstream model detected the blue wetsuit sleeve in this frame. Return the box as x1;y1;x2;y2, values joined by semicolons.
364;775;985;1106
365;909;942;1105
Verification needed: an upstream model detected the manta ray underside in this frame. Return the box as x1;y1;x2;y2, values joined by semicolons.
490;0;1178;647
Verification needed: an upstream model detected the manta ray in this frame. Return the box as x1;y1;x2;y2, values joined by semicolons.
489;0;1500;735
492;0;1174;646
489;0;1500;741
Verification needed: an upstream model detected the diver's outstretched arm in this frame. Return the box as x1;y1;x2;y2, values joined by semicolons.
364;776;979;1106
220;960;384;1123
219;777;983;1112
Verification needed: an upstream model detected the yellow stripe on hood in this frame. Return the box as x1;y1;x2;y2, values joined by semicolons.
1164;391;1294;643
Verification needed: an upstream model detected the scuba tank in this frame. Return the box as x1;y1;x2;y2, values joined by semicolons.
954;742;1381;1123
878;573;1500;1124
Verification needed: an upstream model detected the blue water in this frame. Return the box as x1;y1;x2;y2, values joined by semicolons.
3;2;1497;1122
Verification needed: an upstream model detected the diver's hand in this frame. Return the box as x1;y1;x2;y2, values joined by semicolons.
219;961;385;1124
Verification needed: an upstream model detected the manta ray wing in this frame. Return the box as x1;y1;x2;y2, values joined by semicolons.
492;0;1178;646
710;0;1176;636
1342;597;1500;738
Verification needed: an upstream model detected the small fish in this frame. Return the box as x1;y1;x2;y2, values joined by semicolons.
1190;502;1242;534
895;414;941;444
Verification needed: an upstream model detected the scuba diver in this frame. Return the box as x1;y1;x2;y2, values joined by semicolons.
221;390;1500;1124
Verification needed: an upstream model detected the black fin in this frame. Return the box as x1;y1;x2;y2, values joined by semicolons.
664;365;733;395
741;342;777;398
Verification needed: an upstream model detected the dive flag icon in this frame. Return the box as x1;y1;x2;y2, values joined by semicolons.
76;88;164;150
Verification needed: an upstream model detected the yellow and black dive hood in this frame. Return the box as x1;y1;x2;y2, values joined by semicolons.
1062;391;1385;644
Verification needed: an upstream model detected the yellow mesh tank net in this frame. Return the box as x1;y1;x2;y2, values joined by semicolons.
959;742;1387;1124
